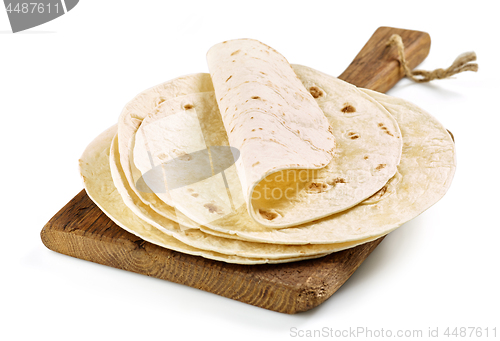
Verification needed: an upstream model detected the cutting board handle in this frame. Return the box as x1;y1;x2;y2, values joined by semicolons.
338;26;431;93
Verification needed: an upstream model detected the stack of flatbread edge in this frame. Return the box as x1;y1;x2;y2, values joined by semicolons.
79;39;456;264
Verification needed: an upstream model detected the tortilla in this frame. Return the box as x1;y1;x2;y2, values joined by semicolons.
201;39;401;228
80;40;456;263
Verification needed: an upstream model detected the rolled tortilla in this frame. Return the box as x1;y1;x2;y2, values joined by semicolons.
207;39;400;227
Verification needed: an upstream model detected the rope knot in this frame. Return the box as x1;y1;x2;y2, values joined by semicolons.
387;34;478;83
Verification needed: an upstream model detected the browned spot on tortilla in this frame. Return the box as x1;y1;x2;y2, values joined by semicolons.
377;185;388;197
330;178;346;185
231;50;241;56
251;117;254;119
260;71;267;75
364;156;369;160
349;132;360;139
157;152;168;160
341;104;356;113
222;41;227;44
268;138;287;147
187;188;194;192
307;182;328;193
230;126;235;133
191;193;199;198
309;86;324;99
259;128;263;130
259;209;278;220
183;104;194;110
251;129;255;132
178;153;192;161
158;98;165;104
251;96;260;100
366;185;388;202
376;164;386;171
378;123;394;136
226;75;232;82
296;91;308;101
204;203;223;214
252;161;260;167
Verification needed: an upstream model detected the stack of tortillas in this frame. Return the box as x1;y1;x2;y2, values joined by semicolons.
79;39;456;264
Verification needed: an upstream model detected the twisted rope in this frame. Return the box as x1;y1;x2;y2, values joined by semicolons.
387;34;478;82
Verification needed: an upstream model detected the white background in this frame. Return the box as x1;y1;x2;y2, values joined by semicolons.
1;1;499;340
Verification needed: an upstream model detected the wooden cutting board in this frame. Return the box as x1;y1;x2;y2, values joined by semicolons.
41;27;431;314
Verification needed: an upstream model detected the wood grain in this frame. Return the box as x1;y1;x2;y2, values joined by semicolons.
339;26;431;92
41;27;431;314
